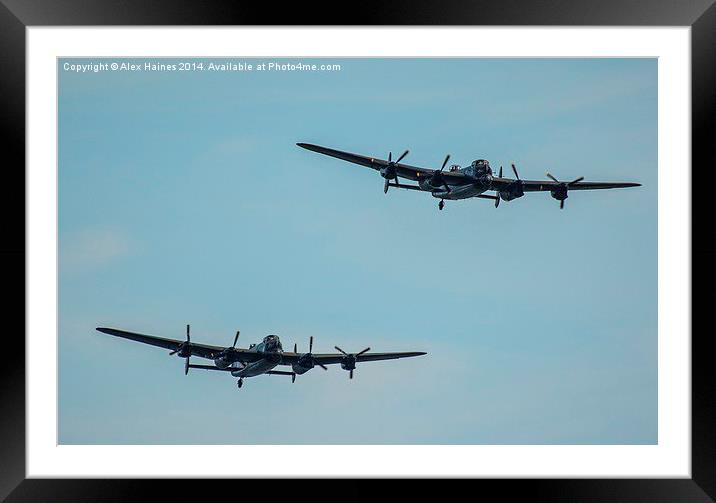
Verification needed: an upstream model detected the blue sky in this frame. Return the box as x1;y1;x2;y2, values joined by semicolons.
58;58;657;444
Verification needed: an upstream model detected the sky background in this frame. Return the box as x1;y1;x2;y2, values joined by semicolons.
58;58;657;445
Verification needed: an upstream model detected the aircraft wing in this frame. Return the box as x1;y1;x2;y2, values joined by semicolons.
96;327;264;362
278;350;427;366
491;177;641;192
297;143;471;184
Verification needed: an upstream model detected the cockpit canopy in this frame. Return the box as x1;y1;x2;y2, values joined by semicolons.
466;159;492;176
262;334;282;350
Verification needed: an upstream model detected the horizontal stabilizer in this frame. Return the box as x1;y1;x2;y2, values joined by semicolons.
188;364;234;372
388;182;423;191
266;370;295;377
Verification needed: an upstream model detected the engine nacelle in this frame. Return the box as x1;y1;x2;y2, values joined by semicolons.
418;178;433;191
291;363;312;375
499;187;524;202
428;176;445;189
419;176;447;192
292;354;315;375
380;166;397;180
214;355;232;369
498;181;524;202
340;356;356;371
550;185;568;201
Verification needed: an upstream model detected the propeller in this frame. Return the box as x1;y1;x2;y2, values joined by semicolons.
169;324;192;375
296;336;327;370
495;163;525;208
440;154;450;171
209;328;244;371
390;150;409;165
334;346;371;379
512;163;521;180
169;324;190;355
382;149;409;193
311;336;327;370
494;165;504;207
428;154;452;193
546;172;584;209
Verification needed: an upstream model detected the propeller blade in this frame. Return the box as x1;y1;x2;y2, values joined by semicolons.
568;177;585;185
511;163;520;180
349;370;354;379
384;178;389;194
546;173;559;183
357;347;371;356
334;345;348;356
388;152;392;163
440;154;451;171
294;343;297;353
173;324;191;354
184;357;190;375
232;330;240;348
395;150;409;164
317;363;328;370
495;195;500;208
309;336;313;353
291;373;296;384
560;200;565;210
499;166;503;178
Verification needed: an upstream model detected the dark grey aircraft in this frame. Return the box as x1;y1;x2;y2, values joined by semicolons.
297;143;641;211
96;326;426;389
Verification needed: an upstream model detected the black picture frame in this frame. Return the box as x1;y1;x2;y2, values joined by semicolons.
2;0;713;500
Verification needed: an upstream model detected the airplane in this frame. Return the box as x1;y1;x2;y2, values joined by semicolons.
96;325;426;390
297;143;641;211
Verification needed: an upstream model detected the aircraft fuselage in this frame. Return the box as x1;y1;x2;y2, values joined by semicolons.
418;159;494;200
428;178;490;200
229;334;283;377
231;358;279;377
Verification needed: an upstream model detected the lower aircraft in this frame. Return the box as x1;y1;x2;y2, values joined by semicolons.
297;143;641;211
96;326;426;390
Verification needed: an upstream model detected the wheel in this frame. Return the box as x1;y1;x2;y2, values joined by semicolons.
237;379;243;389
438;200;445;211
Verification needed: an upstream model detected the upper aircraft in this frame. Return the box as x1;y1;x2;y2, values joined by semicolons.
96;326;426;390
297;143;641;211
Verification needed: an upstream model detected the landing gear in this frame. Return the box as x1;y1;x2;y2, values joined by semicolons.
237;378;244;389
438;199;445;211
